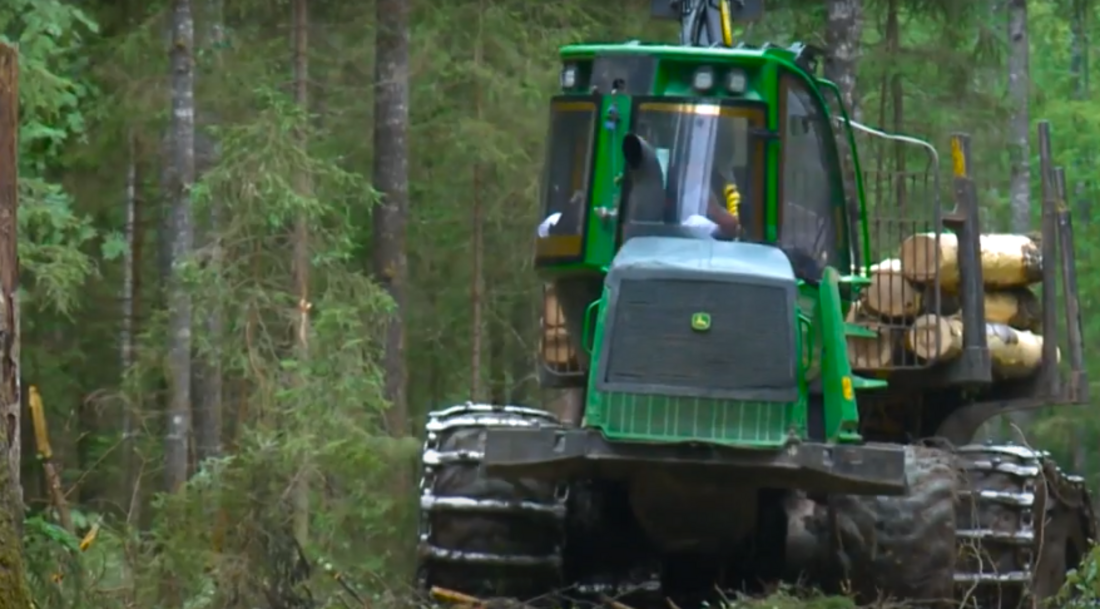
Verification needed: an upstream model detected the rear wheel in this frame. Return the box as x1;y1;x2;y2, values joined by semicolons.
812;445;959;605
416;404;568;600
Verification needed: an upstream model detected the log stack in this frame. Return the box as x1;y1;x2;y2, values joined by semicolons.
541;284;579;370
846;232;1052;380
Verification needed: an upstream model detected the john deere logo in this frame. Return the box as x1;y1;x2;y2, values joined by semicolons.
691;312;711;332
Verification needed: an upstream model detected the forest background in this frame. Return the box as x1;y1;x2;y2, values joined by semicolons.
2;0;1100;606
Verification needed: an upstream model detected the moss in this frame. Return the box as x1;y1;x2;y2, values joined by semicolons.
0;432;31;608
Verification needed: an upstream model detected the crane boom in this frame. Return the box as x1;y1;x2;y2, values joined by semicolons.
650;0;764;47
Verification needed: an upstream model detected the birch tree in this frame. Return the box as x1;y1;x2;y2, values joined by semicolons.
194;0;225;466
373;0;410;438
1007;0;1030;234
166;0;196;492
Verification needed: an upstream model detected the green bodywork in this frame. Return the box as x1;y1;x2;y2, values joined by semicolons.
536;42;898;448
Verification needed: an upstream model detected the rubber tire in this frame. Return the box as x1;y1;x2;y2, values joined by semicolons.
809;446;959;605
420;410;565;600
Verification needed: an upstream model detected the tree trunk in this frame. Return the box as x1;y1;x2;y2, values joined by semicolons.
507;296;533;405
1007;0;1030;234
886;0;906;211
824;0;863;264
1069;0;1089;475
193;0;225;467
290;0;311;548
488;307;507;405
470;1;485;403
121;132;143;522
0;40;31;607
1070;0;1091;220
824;0;863;122
166;0;195;493
372;0;410;438
1005;0;1032;435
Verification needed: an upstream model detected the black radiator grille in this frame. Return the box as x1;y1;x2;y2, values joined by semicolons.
603;278;795;394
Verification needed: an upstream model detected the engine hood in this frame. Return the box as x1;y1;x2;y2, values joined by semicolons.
607;236;796;285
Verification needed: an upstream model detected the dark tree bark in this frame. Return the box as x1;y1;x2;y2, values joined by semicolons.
506;295;533;405
121;132;144;522
1069;0;1089;474
166;0;195;493
290;0;311;547
824;0;863;122
0;40;31;608
193;0;224;467
372;0;410;437
470;0;485;402
1070;0;1090;220
824;0;864;267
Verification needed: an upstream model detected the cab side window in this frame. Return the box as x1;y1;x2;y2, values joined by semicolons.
779;76;841;276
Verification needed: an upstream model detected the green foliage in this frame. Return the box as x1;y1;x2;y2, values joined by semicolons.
1;0;101;315
9;0;1100;607
1055;544;1100;607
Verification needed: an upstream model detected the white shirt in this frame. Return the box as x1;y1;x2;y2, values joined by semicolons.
537;212;562;238
682;213;721;238
538;209;723;238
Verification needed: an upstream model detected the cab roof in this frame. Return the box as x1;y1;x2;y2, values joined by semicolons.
559;41;800;65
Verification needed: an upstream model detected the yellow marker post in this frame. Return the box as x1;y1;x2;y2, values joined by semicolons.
950;135;967;178
29;386;51;460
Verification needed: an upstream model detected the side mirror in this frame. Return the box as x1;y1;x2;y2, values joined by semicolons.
621;133;668;225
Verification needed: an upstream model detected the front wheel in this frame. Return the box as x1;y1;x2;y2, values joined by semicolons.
415;404;568;600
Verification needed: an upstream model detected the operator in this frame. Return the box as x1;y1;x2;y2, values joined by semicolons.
537;190;584;238
680;171;742;240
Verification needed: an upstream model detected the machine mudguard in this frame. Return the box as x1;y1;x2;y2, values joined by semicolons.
481;426;908;497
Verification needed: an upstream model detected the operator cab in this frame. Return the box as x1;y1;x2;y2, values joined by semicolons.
533;47;851;288
620;100;763;244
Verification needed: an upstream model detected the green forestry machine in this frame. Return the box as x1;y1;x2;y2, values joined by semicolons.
416;1;1096;606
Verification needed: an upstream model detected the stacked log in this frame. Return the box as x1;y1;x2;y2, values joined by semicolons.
541;285;578;369
847;231;1052;380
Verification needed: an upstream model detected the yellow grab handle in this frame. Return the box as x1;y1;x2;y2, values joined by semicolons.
723;183;741;215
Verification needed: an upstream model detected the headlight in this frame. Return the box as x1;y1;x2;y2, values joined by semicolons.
561;64;577;89
726;69;747;94
692;67;715;91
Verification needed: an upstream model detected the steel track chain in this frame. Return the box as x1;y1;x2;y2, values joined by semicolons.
415;420;1096;606
954;443;1096;608
415;403;568;593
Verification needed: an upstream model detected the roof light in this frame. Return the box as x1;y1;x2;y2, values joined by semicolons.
561;64;577;89
692;67;715;91
726;69;747;94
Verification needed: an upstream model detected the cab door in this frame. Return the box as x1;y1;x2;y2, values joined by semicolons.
534;97;600;266
776;72;850;279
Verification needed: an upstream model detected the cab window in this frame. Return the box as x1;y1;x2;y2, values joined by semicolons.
539;99;598;238
627;101;766;242
779;75;842;276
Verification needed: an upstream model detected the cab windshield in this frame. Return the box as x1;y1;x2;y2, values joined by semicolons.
628;101;762;240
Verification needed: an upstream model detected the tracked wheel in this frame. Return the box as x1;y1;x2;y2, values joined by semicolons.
416;404;568;600
825;445;959;605
954;443;1096;608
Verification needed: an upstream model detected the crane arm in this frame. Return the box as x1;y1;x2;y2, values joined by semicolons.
650;0;764;47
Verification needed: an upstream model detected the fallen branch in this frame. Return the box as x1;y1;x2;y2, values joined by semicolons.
431;586;486;608
29;385;72;533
